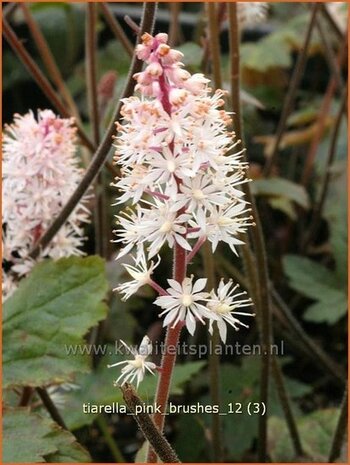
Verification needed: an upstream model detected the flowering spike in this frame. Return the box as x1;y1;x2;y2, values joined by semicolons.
2;110;91;300
112;33;254;388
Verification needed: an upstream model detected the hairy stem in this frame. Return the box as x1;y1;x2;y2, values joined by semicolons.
28;2;158;260
121;383;180;463
147;242;187;462
99;3;134;57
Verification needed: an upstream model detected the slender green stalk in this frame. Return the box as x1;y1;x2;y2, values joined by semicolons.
328;386;348;462
263;4;320;176
2;18;94;152
99;3;134;57
28;2;158;260
36;387;67;430
96;415;126;463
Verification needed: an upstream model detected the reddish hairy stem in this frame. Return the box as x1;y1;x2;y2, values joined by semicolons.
149;279;168;296
147;43;187;462
148;245;187;463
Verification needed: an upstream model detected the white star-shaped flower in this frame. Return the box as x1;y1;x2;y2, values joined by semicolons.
207;279;254;343
116;249;160;301
108;336;156;388
154;276;218;335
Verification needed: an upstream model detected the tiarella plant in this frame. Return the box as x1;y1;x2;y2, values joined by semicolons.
2;110;91;300
109;30;254;441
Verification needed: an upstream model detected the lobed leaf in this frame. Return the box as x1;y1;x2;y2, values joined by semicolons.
3;256;109;388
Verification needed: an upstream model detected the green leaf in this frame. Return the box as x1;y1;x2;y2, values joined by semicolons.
176;42;202;70
241;34;292;72
283;255;347;323
134;441;149;463
199;356;310;459
174;415;208;462
269;197;297;220
303;292;348;324
283;254;339;299
268;409;345;462
252;177;310;210
62;350;206;430
3;408;90;463
3;256;108;388
329;213;348;284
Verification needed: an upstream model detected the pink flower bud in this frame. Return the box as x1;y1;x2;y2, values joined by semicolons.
146;62;163;77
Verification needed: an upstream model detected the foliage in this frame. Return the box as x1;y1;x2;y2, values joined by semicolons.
3;408;91;463
3;257;108;388
268;408;346;462
283;254;347;323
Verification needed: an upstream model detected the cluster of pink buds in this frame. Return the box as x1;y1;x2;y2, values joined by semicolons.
110;33;254;387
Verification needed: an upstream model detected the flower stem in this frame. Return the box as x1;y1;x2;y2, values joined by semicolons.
149;279;168;296
186;236;206;264
147;242;187;462
99;3;134;58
